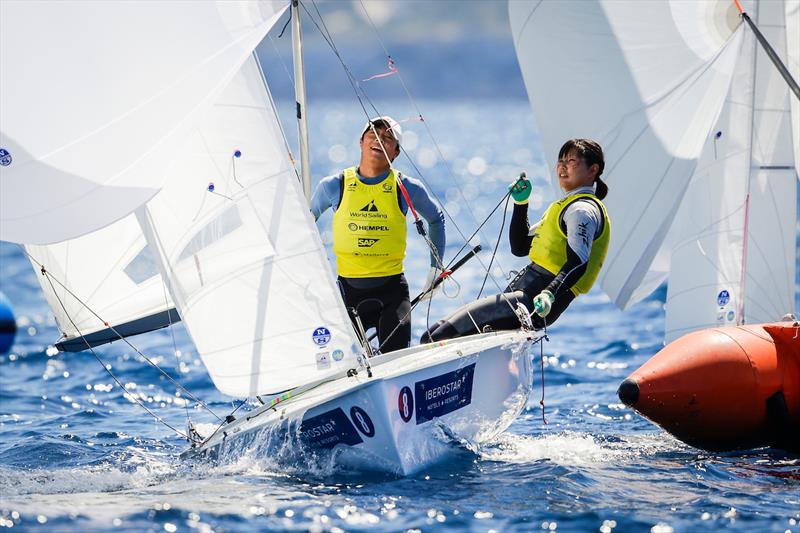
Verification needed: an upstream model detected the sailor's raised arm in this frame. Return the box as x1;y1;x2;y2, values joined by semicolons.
310;174;341;221
508;174;534;257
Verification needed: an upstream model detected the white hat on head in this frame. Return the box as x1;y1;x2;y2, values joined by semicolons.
361;116;402;146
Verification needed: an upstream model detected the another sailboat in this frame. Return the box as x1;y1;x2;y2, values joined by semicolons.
0;1;540;475
510;0;799;451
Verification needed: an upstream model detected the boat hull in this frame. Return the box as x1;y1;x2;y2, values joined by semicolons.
187;330;537;475
618;321;800;452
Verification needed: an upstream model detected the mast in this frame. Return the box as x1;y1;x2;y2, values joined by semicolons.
291;0;312;203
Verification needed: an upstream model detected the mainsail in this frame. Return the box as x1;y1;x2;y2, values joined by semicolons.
510;0;798;341
138;56;361;397
0;1;287;244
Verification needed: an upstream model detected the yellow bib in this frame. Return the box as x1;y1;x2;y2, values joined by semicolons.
528;193;611;295
332;167;407;278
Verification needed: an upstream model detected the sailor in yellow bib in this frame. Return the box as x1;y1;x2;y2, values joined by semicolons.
332;167;407;278
311;117;446;352
424;138;609;342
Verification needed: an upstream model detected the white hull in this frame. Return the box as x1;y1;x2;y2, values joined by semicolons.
186;330;538;476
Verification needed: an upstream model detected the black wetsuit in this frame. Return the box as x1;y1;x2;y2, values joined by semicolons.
339;274;411;353
423;192;603;342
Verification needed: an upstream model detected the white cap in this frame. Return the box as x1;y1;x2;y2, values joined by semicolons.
361;116;402;146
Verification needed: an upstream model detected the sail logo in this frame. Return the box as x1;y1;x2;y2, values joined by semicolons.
717;290;730;307
332;349;344;361
312;327;331;346
0;149;11;167
357;238;379;248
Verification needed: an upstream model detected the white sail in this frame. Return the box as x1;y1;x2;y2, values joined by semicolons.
0;1;287;245
787;0;800;174
665;0;797;340
511;0;797;339
139;56;362;397
25;215;177;351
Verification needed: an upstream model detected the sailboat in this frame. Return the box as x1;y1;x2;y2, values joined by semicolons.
0;1;540;475
510;0;799;451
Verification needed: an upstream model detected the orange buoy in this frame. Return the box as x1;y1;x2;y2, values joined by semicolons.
618;321;800;453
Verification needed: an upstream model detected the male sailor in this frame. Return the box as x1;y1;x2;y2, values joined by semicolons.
311;116;446;352
423;138;610;341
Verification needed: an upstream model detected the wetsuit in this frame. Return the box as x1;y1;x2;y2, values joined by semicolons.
423;186;608;342
312;168;445;352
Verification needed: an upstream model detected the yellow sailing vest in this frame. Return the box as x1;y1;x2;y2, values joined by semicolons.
332;167;407;278
528;193;611;295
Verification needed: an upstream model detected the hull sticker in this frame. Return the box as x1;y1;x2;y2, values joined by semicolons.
350;406;375;438
414;363;476;425
398;386;413;423
299;407;363;449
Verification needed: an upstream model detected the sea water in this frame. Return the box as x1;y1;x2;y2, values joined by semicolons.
1;100;798;533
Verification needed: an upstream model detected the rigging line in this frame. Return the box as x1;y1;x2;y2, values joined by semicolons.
197;398;249;448
24;251;222;422
301;1;522;339
478;195;511;299
306;0;511;297
39;267;197;443
538;322;549;425
301;1;447;273
161;280;191;426
267;34;295;86
355;0;517;285
376;193;525;352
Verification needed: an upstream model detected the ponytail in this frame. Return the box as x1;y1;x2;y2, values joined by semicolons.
595;177;608;200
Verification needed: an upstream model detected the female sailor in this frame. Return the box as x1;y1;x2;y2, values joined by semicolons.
424;138;610;341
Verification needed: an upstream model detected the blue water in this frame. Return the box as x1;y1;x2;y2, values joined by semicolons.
1;99;798;533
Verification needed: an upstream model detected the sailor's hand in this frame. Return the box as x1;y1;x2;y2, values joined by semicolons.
419;267;441;302
508;172;531;204
532;290;554;317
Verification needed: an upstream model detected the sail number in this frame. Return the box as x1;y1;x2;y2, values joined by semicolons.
349;406;375;438
398;386;414;423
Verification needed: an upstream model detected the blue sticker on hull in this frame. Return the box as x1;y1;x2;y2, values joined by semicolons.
414;363;476;424
299;407;363;449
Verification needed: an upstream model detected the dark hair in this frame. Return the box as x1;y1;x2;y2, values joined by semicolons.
558;138;608;200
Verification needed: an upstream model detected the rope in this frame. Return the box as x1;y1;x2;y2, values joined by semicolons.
375;192;524;352
478;195;511;299
39;266;198;443
161;280;192;428
24;251;222;422
299;0;529;353
355;0;518;296
538;321;549;425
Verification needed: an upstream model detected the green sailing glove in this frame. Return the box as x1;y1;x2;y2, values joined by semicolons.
532;290;554;317
508;172;531;204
